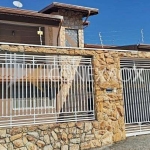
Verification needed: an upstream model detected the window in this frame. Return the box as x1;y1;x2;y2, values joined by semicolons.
12;82;57;109
65;29;79;47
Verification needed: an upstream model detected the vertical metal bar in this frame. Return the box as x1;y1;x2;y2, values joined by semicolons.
50;65;53;113
22;63;24;115
57;61;60;113
67;65;70;113
57;57;60;116
121;69;126;122
14;54;16;116
76;65;79;112
61;65;64;113
33;56;36;123
37;64;39;114
2;63;4;116
146;70;150;121
128;69;134;123
131;69;136;123
26;64;28;114
147;69;150;122
82;66;85;112
135;69;140;123
130;69;135;123
54;57;57;114
47;64;50;113
29;64;32;115
44;65;46;114
90;64;95;119
144;70;148;121
6;56;8;116
79;66;82;112
142;69;146;123
70;67;73;113
85;66;88;113
73;58;77;121
18;63;21;115
88;66;91;114
143;70;148;122
21;54;25;115
10;54;12;125
136;69;142;123
40;64;43;114
64;65;68;113
122;69;126;123
127;69;132;123
126;69;131;123
137;69;141;123
139;69;144;122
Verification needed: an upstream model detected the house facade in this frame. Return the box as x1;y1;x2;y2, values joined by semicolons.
0;2;149;150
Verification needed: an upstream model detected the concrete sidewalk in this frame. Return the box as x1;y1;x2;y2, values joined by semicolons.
91;134;150;150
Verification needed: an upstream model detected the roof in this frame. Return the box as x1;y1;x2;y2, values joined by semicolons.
111;44;150;51
39;2;99;17
0;7;63;26
138;44;150;50
84;44;116;49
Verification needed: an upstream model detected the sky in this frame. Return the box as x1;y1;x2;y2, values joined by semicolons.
0;0;150;46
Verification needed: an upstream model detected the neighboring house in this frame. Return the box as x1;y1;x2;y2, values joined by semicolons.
1;2;150;150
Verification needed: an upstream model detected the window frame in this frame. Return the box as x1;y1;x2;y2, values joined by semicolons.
65;28;79;47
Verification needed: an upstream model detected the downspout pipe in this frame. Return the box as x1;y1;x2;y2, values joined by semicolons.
83;10;91;29
83;10;91;25
83;21;90;29
57;19;63;46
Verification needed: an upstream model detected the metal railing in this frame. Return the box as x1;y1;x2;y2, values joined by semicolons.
0;53;95;127
121;66;150;136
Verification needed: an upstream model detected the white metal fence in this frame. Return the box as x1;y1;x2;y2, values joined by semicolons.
0;53;94;127
121;65;150;136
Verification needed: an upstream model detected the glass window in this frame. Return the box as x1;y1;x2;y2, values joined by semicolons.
65;29;79;47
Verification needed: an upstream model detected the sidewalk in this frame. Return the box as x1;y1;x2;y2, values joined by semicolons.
91;134;150;150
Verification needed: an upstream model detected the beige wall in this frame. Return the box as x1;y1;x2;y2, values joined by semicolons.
52;27;59;46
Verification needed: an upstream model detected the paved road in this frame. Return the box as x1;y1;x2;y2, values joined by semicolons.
91;134;150;150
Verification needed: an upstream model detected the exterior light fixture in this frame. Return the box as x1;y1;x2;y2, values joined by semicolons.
12;30;15;36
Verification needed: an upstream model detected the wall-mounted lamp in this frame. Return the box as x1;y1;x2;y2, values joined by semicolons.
12;30;15;36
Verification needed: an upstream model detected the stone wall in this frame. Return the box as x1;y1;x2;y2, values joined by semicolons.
0;122;114;150
0;44;141;149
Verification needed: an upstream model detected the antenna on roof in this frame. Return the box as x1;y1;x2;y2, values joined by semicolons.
13;0;23;8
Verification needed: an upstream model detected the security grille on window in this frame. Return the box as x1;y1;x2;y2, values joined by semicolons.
0;53;94;127
65;29;79;47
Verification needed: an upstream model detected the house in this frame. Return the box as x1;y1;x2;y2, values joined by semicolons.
0;2;149;150
0;2;98;47
0;3;98;123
